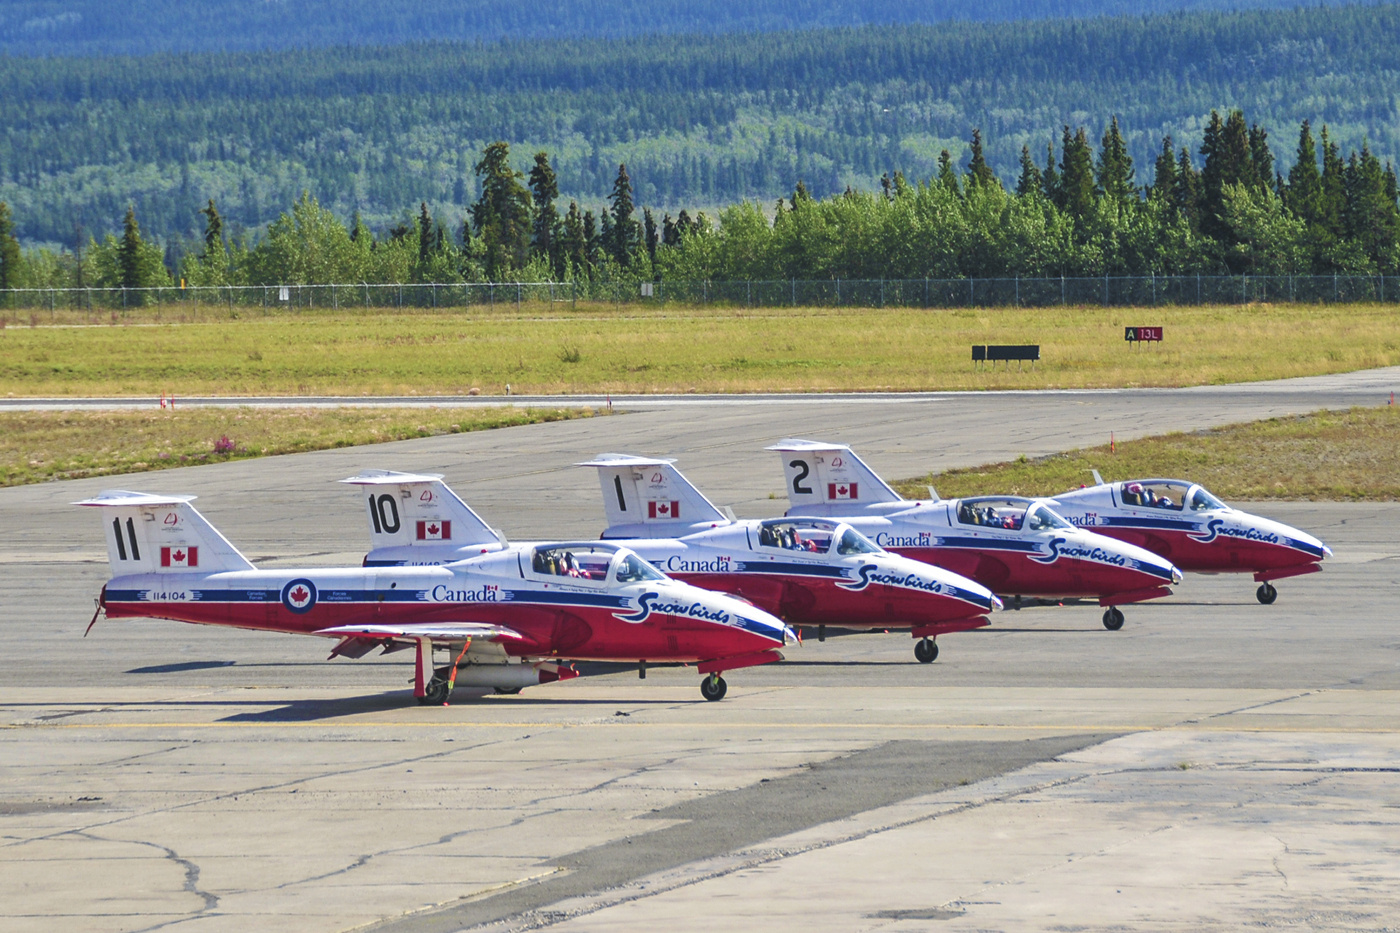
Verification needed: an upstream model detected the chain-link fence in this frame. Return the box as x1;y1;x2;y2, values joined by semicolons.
2;275;1397;315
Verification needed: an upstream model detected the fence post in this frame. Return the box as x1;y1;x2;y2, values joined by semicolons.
1151;272;1155;306
1061;275;1065;306
1015;275;1019;307
1334;273;1338;303
1241;275;1246;304
836;278;840;305
1103;275;1108;307
791;278;796;307
969;277;973;307
880;278;885;307
1196;274;1201;305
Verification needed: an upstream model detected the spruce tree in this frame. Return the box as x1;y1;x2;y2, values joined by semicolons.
1249;124;1274;194
1152;136;1178;203
1096;116;1135;202
583;209;601;268
1175;146;1202;230
1016;145;1042;197
471;141;532;279
560;200;586;274
608;164;638;266
643;207;658;263
937;150;960;195
1285;120;1323;224
1199;109;1253;240
198;198;224;259
966;129;997;189
1058;126;1096;222
119;205;145;291
528;151;561;275
1041;141;1060;204
0;201;21;292
418;201;435;265
1320;126;1346;236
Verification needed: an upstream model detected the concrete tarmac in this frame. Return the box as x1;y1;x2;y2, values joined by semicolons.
2;366;1398;932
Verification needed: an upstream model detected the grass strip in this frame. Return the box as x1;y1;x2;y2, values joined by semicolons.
0;406;597;487
895;406;1400;501
2;301;1398;395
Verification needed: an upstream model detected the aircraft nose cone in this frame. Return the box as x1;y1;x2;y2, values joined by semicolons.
1172;567;1183;585
990;594;1004;612
784;625;800;647
1322;545;1333;559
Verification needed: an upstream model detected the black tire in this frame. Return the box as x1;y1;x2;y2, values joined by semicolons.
420;676;451;705
700;675;728;701
1102;607;1125;631
913;637;939;664
494;687;523;695
1256;582;1278;604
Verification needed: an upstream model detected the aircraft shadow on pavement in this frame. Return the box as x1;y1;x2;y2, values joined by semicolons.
220;692;423;723
125;660;238;674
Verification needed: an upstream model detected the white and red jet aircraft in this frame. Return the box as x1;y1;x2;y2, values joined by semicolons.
1050;475;1331;604
580;454;1004;663
767;440;1184;630
80;489;795;703
348;468;1001;663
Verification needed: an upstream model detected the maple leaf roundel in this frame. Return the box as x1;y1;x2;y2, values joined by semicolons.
281;578;319;613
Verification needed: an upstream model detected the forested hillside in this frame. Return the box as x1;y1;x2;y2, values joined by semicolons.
3;4;1399;246
0;0;1366;56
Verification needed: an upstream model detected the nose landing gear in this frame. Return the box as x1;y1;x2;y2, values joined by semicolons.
1256;582;1278;605
700;673;728;701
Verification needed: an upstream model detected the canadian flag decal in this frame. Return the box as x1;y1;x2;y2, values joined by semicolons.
161;546;198;567
416;521;451;540
828;483;858;500
648;500;679;519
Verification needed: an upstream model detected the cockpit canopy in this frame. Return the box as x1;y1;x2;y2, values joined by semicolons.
1120;480;1227;513
956;496;1074;532
529;542;667;584
756;518;882;556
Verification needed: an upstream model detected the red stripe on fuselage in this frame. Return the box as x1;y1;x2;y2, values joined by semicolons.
887;546;1165;599
1090;527;1321;575
102;598;773;663
667;571;984;628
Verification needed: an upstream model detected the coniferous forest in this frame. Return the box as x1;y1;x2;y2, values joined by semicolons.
0;4;1398;288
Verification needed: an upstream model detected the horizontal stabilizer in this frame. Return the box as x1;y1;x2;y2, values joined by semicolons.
579;453;729;538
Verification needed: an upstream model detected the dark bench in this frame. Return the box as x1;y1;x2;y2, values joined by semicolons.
973;345;1040;369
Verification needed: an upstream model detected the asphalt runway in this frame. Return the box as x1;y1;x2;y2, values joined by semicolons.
2;367;1398;932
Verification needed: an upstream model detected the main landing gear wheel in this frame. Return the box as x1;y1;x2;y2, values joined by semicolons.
1257;582;1278;605
700;674;728;702
420;676;452;705
914;637;939;664
1102;607;1125;631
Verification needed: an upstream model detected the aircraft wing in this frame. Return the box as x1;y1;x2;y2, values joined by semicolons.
313;622;531;644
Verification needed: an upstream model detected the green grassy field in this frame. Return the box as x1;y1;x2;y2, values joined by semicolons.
2;301;1398;396
894;406;1400;501
0;406;595;486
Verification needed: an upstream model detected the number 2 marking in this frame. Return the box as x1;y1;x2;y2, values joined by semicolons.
789;459;813;495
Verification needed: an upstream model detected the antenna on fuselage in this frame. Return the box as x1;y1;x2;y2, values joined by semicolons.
1090;469;1105;486
926;486;941;502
